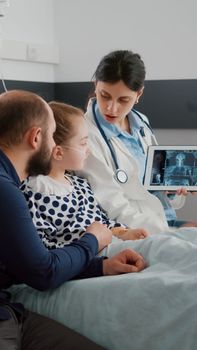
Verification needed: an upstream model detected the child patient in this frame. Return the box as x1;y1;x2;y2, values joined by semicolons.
21;102;148;250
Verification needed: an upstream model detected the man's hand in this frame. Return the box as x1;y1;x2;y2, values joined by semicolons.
103;249;146;275
85;221;112;251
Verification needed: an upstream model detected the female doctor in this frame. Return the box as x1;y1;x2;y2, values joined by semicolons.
79;50;193;235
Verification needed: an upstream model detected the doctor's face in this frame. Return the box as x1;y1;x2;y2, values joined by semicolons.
95;80;143;128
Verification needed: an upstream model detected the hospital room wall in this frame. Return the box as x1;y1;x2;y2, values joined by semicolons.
1;0;197;220
53;0;197;81
0;0;55;82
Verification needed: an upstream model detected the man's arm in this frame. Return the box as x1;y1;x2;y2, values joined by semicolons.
0;179;102;290
0;179;147;291
77;249;146;279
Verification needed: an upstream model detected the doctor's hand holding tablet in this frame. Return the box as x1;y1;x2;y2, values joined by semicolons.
144;145;197;192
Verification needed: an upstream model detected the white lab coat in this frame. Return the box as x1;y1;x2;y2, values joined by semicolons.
78;99;183;235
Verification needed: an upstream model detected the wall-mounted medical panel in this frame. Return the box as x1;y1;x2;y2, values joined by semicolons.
0;39;59;64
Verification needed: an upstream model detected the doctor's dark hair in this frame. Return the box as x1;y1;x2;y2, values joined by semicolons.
49;101;84;145
0;90;50;148
93;50;146;91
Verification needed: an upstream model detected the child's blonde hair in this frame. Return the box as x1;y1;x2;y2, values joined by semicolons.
49;101;84;145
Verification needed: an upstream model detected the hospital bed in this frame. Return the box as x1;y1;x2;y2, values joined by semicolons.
10;228;197;350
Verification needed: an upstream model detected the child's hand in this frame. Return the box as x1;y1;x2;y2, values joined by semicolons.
85;221;112;251
111;227;149;241
121;228;149;241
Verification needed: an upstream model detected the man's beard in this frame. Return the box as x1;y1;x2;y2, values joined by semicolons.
26;139;52;177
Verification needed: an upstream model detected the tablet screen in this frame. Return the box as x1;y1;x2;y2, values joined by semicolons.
144;146;197;190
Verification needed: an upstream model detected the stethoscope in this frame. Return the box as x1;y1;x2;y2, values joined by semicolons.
92;99;156;184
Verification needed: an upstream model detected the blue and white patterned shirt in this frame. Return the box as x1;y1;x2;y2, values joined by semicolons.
21;174;123;249
95;103;146;183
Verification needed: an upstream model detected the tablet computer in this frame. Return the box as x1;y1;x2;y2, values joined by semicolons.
144;146;197;191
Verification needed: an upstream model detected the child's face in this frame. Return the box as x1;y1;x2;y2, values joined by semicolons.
61;116;89;171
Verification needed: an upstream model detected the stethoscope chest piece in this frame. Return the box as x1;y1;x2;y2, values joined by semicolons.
115;169;128;184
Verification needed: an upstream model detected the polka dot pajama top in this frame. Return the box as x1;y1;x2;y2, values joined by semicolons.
21;174;123;249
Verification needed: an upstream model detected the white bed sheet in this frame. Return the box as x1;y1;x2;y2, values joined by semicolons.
10;228;197;350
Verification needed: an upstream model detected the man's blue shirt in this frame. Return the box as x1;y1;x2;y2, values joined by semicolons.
0;149;104;293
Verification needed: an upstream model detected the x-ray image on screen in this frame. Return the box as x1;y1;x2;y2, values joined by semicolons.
150;150;197;186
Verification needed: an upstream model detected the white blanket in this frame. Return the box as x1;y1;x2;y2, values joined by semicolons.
10;228;197;350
